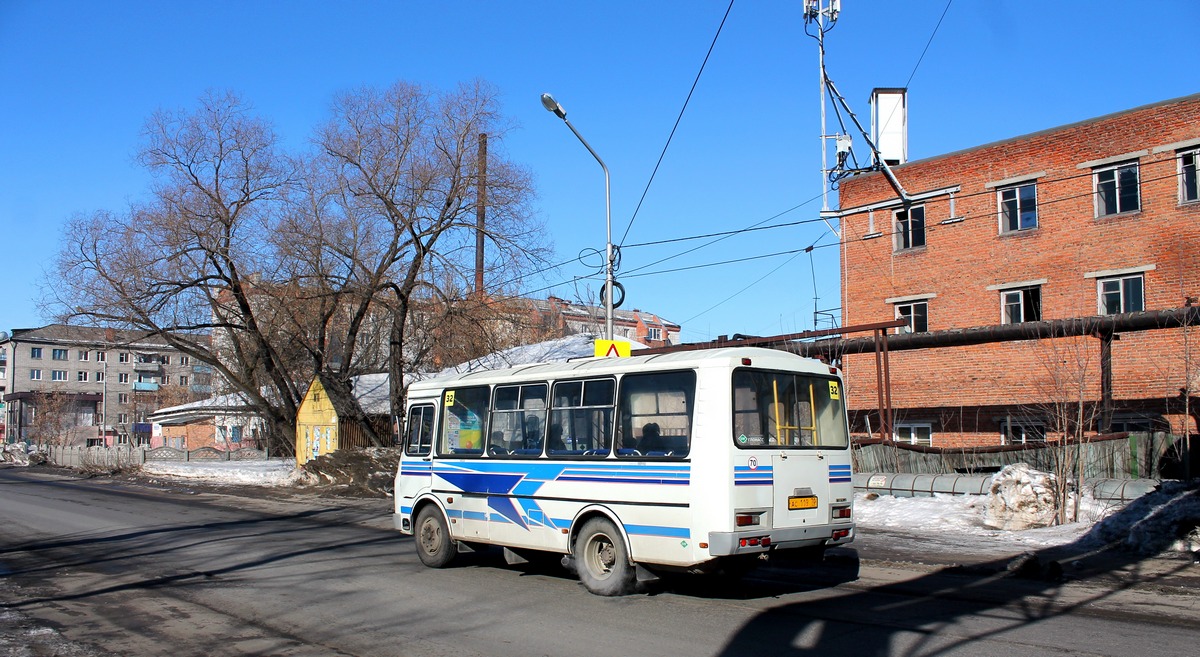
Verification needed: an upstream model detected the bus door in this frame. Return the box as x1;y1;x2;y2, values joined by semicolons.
437;386;493;540
399;403;436;515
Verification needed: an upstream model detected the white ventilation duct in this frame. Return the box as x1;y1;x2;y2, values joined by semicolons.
870;88;907;166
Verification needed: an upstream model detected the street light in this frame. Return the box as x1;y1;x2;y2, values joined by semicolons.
541;93;615;341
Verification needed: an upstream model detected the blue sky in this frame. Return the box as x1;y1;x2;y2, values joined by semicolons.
1;1;1196;342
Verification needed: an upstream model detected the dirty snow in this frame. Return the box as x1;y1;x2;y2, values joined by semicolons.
140;459;304;486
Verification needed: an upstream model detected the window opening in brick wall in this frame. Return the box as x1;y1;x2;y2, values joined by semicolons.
1181;149;1199;203
1094;161;1140;217
1098;274;1144;314
895;301;928;333
999;182;1038;232
1002;286;1042;324
51;370;67;381
894;423;933;446
894;205;926;251
1001;419;1045;445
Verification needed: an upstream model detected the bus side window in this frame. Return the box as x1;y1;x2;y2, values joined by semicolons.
549;378;614;457
489;383;547;457
405;405;435;457
616;370;696;458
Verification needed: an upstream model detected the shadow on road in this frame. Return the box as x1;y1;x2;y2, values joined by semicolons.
713;482;1199;656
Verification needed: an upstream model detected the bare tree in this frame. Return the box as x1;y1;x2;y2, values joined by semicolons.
25;389;76;447
50;83;547;453
314;80;547;429
1028;331;1103;524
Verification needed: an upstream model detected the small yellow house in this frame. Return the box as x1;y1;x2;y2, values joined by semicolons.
296;378;339;466
295;373;392;465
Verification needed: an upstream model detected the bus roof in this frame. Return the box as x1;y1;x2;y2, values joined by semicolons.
406;346;832;393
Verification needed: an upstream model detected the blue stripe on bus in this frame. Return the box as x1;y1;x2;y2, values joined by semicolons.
623;524;690;539
557;476;689;485
829;464;852;482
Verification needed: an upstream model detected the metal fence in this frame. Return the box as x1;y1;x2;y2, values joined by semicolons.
42;445;267;469
852;432;1191;480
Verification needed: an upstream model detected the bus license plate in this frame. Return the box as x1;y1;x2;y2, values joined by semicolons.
788;495;818;510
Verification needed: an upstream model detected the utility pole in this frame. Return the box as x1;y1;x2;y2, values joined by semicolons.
475;133;487;296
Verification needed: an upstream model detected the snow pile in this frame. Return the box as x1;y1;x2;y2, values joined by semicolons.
297;447;400;497
2;443;30;466
0;443;46;467
140;459;304;487
984;463;1061;530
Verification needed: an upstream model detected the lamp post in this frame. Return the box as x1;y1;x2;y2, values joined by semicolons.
541;93;614;341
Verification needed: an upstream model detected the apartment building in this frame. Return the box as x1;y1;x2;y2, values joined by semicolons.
838;93;1200;447
1;325;213;445
523;296;681;348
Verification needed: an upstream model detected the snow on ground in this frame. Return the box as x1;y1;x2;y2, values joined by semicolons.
854;491;1110;553
140;459;305;487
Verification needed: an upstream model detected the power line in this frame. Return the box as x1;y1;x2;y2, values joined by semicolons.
903;0;954;89
503;155;1191;301
618;0;736;247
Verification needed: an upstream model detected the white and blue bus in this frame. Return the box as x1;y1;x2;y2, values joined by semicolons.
393;346;854;595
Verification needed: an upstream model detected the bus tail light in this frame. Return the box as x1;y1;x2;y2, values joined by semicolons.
735;513;761;527
832;506;852;519
832;529;851;540
738;536;770;548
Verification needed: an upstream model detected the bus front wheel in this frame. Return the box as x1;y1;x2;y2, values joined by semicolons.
575;518;636;596
415;506;456;568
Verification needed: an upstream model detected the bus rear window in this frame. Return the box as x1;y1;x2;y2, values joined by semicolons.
732;370;848;449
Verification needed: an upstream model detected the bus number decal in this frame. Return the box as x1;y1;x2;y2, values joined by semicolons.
444;390;455;406
828;381;840;400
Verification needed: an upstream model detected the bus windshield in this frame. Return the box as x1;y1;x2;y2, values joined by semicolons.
732;369;848;449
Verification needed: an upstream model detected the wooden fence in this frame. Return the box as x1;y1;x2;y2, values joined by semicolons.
852;432;1193;479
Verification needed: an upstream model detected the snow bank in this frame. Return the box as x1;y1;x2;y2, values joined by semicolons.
140;459;303;487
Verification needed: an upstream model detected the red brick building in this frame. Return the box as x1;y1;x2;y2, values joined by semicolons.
838;93;1200;447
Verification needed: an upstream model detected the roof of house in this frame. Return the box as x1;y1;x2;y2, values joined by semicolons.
522;297;680;329
2;324;210;350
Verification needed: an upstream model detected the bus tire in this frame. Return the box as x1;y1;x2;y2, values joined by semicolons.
415;505;456;568
575;518;636;596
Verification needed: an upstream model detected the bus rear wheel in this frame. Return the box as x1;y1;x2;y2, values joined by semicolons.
415;505;456;568
575;518;636;596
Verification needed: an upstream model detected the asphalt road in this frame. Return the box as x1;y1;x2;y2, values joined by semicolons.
1;466;1197;657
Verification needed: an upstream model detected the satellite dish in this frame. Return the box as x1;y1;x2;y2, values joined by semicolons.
0;331;9;341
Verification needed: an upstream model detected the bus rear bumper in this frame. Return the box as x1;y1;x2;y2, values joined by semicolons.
707;523;854;556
